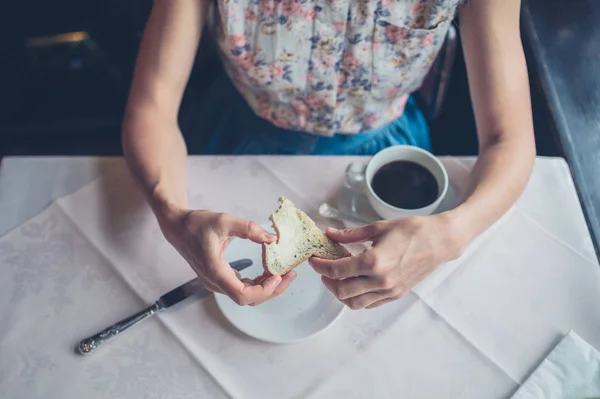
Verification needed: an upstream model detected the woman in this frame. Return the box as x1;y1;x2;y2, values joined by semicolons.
122;0;535;309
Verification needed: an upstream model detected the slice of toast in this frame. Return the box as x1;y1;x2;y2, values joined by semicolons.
262;197;350;276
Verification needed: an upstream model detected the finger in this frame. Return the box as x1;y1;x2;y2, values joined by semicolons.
248;271;295;295
365;296;401;309
310;251;374;279
203;280;223;293
273;271;296;296
342;292;388;310
250;273;270;286
190;266;223;294
250;271;296;306
215;263;282;305
222;215;277;244
321;275;383;300
325;224;380;244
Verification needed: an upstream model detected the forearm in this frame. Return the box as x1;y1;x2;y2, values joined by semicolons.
122;108;188;223
445;0;535;250
121;0;205;224
447;136;534;247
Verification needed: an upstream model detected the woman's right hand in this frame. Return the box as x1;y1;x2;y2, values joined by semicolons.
161;209;295;306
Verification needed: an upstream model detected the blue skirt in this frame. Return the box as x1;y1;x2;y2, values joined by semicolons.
183;75;431;155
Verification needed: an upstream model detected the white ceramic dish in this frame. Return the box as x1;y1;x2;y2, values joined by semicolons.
215;223;345;344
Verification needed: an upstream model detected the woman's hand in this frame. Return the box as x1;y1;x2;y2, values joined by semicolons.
310;215;463;309
161;209;296;306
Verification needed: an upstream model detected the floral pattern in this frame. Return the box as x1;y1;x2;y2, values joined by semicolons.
0;212;110;311
214;0;460;135
0;205;228;399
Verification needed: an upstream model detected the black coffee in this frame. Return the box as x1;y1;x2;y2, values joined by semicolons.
371;161;438;209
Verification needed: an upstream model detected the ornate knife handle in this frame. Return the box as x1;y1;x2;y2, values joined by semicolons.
77;302;161;355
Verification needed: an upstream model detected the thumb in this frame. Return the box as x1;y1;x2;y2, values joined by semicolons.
326;224;378;244
225;216;277;244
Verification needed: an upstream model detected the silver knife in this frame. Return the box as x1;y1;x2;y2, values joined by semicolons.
77;258;253;355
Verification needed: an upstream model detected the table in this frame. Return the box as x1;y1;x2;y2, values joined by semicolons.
1;156;599;398
522;0;600;259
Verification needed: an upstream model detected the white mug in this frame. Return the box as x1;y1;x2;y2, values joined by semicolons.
361;145;449;220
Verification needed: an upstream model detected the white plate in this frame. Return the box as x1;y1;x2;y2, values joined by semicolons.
215;223;345;344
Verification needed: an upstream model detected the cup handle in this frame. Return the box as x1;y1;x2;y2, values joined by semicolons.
345;162;368;193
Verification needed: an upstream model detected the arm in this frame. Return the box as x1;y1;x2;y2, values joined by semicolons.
310;0;535;310
451;0;535;245
122;0;293;304
122;0;204;221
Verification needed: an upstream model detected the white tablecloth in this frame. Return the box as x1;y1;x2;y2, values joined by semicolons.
0;156;598;398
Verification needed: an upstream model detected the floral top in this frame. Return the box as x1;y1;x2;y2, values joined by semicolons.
212;0;460;136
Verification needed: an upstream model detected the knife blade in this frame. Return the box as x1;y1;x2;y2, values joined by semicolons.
77;258;253;355
157;258;253;308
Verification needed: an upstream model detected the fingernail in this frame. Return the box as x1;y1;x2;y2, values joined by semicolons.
328;227;339;233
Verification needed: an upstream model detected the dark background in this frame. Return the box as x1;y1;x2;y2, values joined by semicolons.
0;0;560;157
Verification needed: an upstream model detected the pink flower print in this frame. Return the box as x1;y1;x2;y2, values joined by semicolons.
373;36;382;50
297;114;307;128
386;87;404;98
248;65;272;85
291;101;308;128
258;98;272;119
237;52;255;69
334;22;345;33
337;71;346;87
306;92;328;108
229;34;248;48
363;113;379;126
302;7;317;21
306;73;315;81
382;0;393;5
341;53;359;71
259;107;271;120
421;32;435;46
275;106;296;128
282;0;302;18
260;0;276;16
226;4;241;19
245;8;258;21
384;24;407;43
412;2;428;16
292;100;309;116
269;62;285;79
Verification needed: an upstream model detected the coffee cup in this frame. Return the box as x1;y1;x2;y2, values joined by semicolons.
357;145;448;220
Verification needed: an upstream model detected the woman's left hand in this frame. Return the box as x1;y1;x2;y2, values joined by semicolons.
309;215;464;309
